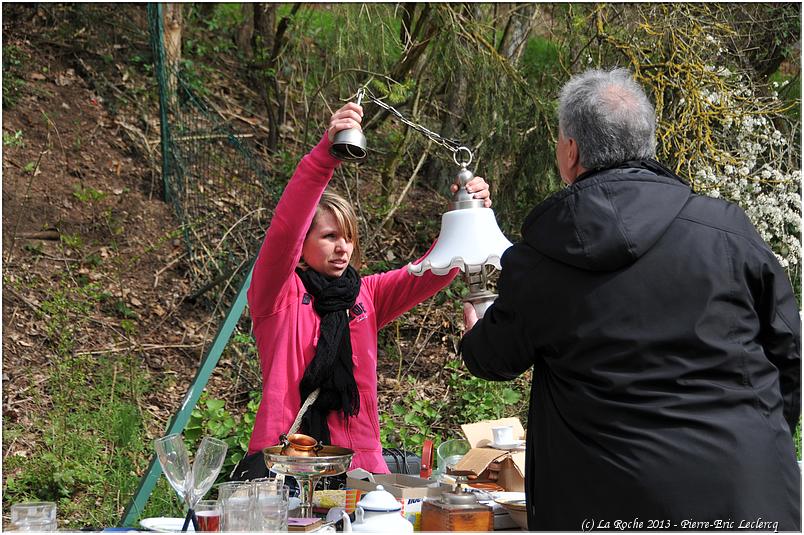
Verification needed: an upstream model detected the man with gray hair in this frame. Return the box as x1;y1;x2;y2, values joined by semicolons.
460;68;800;530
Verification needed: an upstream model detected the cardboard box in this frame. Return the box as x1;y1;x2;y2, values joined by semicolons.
453;417;526;492
346;470;447;531
346;471;444;500
461;417;525;448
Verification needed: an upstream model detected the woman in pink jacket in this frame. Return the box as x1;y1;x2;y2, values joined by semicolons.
232;102;490;480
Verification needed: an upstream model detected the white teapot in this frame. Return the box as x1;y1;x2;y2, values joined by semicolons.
337;484;414;533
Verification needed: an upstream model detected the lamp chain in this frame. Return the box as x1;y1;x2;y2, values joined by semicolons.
356;86;473;166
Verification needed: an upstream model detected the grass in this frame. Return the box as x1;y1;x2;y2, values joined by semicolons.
1;271;182;529
2;44;27;109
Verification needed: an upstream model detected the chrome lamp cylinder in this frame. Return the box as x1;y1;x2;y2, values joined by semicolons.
329;89;367;162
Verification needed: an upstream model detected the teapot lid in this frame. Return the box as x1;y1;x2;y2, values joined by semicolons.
356;485;402;512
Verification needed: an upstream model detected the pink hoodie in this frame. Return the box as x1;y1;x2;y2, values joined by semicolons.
247;134;456;473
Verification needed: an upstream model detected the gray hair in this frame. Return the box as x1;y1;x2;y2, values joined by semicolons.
558;68;656;170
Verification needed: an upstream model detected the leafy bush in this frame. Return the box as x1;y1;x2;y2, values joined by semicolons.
185;391;260;486
521;36;561;82
445;360;524;424
383;378;448;451
3;129;24;147
381;360;530;452
590;4;801;286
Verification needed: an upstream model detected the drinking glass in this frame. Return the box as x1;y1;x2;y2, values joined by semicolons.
218;481;251;532
436;438;471;475
156;434;227;532
250;478;281;530
154;434;191;502
10;502;57;532
195;500;221;532
252;484;290;532
189;437;228;508
221;496;251;532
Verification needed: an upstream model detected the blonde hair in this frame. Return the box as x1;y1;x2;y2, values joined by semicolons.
301;189;362;269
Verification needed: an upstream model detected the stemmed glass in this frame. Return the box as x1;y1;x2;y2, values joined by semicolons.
190;437;228;506
154;434;191;501
155;434;228;532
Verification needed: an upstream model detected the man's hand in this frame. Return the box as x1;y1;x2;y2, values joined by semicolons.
450;176;492;208
463;302;479;334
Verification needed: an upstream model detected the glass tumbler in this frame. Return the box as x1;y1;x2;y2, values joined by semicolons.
436;438;471;475
195;499;221;532
10;502;57;532
252;484;290;532
218;482;251;532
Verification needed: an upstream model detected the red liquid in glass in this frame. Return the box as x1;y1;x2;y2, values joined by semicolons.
197;511;221;532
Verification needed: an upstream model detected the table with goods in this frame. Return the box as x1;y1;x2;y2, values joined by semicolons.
5;419;526;532
131;417;528;533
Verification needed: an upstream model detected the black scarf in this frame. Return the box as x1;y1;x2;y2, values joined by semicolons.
295;265;361;445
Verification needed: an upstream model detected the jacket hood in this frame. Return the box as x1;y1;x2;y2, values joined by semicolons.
522;160;691;271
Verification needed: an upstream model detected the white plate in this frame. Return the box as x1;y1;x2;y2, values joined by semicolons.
492;491;526;502
490;439;525;450
140;517;195;532
493;491;527;511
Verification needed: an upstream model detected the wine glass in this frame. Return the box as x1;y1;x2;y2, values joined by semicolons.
154;434;191;503
155;434;227;532
189;436;228;508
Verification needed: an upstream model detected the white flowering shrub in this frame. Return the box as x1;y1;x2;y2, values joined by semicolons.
691;73;801;272
686;70;801;278
591;5;801;281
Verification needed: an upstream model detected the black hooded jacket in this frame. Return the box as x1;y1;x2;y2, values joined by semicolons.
461;161;801;531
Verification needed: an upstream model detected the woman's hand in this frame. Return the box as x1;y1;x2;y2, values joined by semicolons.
328;103;363;143
450;175;492;208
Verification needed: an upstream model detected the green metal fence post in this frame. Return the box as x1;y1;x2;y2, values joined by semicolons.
119;261;255;527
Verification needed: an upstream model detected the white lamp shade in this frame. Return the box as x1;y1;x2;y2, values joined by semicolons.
408;208;513;276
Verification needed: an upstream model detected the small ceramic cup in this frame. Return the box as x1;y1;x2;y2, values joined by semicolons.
491;425;514;445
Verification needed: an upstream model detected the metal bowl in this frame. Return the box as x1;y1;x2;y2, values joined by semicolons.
263;445;354;478
494;494;528;530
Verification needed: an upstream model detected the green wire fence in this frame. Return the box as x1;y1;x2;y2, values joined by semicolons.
147;3;283;302
121;5;291;525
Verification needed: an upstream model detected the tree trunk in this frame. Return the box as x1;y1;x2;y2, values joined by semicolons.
422;4;477;189
498;3;539;65
253;3;279;151
363;4;438;132
381;88;421;202
235;3;254;58
162;3;183;99
197;2;216;20
251;3;300;152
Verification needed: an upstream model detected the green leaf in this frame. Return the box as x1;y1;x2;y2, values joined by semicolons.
501;388;521;405
206;398;226;412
